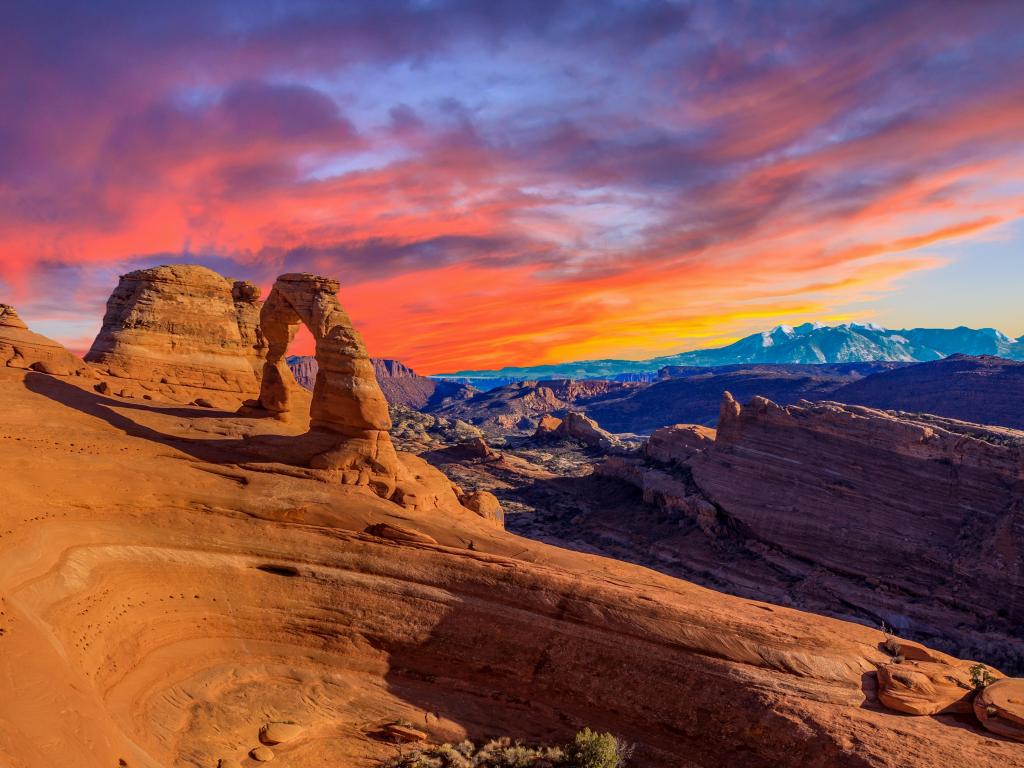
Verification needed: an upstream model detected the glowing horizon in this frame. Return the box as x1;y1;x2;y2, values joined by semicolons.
3;2;1024;374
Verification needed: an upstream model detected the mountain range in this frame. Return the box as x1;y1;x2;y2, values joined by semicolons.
439;322;1024;388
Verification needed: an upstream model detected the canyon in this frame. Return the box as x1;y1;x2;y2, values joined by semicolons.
0;264;1021;767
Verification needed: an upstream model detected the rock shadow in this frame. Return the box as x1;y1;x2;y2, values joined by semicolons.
22;372;331;468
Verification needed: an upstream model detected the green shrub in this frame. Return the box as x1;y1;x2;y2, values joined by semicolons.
969;664;996;690
382;728;630;768
563;728;628;768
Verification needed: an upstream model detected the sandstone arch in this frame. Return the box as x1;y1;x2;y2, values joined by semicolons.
257;273;402;483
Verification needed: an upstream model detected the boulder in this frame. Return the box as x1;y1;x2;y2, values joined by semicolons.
461;490;505;526
535;414;563;435
973;678;1024;742
876;660;975;715
85;265;263;402
645;424;715;465
259;722;304;745
217;759;244;768
249;746;274;762
0;304;93;377
536;410;619;451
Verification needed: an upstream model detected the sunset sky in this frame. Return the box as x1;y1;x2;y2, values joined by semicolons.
2;1;1023;373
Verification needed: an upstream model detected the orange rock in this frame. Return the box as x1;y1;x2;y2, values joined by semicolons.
462;490;505;526
259;721;304;745
257;273;399;479
363;523;438;545
384;723;428;743
973;678;1024;742
0;304;93;377
876;660;974;715
84;265;262;402
249;745;275;762
535;414;563;434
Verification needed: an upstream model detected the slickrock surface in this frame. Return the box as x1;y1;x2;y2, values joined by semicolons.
0;304;93;376
85;265;263;405
598;393;1024;673
3;366;1021;767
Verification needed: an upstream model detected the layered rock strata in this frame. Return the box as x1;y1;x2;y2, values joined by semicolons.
85;265;263;404
599;394;1024;672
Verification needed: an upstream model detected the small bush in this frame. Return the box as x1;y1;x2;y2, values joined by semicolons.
382;728;630;768
969;664;996;690
564;729;629;768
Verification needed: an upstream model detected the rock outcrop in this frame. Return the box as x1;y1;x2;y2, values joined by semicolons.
0;305;93;377
692;393;1024;635
85;265;263;405
460;490;505;526
974;677;1024;741
875;660;977;715
255;273;468;513
257;273;401;482
534;410;620;451
603;393;1024;672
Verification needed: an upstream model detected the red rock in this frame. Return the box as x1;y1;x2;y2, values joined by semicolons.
973;677;1024;742
364;523;438;545
85;265;262;402
384;724;428;743
461;490;504;526
0;304;93;377
876;660;975;715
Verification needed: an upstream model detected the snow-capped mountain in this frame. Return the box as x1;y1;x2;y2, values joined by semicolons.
438;323;1024;387
652;322;1024;367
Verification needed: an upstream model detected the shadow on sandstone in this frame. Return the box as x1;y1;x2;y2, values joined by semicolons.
22;372;332;468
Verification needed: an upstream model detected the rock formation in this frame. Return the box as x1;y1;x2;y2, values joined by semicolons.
586;362;898;433
85;265;264;405
974;677;1024;741
460;490;505;525
534;410;620;451
0;305;93;377
601;393;1024;672
4;367;1024;767
4;323;1024;765
256;273;400;480
433;379;637;433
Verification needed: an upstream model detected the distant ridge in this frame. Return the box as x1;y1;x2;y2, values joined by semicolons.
438;322;1024;388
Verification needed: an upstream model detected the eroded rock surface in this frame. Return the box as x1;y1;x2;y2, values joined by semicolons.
974;677;1024;742
0;305;93;377
593;393;1024;673
1;366;1022;768
85;265;262;405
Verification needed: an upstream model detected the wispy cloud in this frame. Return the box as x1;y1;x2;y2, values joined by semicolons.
1;0;1022;371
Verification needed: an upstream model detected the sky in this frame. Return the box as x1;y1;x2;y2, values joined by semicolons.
1;1;1023;374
